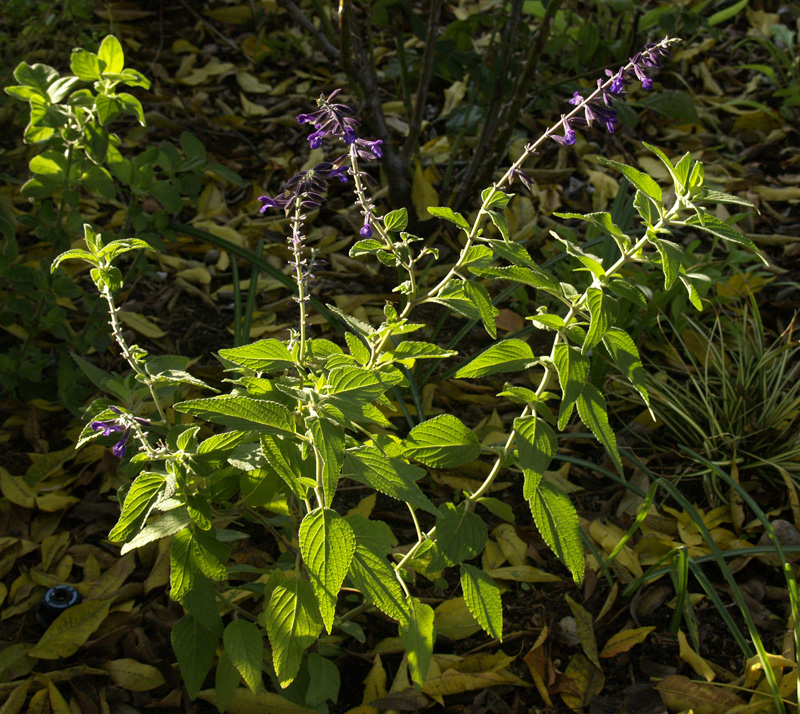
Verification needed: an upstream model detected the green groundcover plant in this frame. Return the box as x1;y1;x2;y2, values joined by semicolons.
34;33;766;711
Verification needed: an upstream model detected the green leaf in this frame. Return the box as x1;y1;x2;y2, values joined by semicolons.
633;190;656;226
51;249;99;272
346;515;397;556
299;509;355;633
384;207;408;232
223;620;264;693
694;189;757;209
576;384;622;474
97;238;152;262
108;471;165;542
265;577;323;688
210;162;245;187
584;287;616;352
306;653;340;707
455;339;536;378
345;332;370;365
120;510;191;554
218;339;295;373
215;650;240;712
170;527;229;600
679;273;703;311
673;152;692;188
117;93;146;126
171;614;218;699
399;598;436;687
684;210;765;261
469;264;561;294
427;206;470;230
84;121;109;165
347;518;408;623
348;554;408;624
404;414;481;468
326;366;400;405
528;482;584;584
98;35;125;75
597;157;662;204
95;93;121;125
602;328;648;406
260;435;311;499
306;417;345;507
641;142;681;189
307;417;344;508
349;239;384;258
150;180;183;213
553;344;589;430
553;211;631;253
70;49;102;80
345;446;437;515
648;236;683;289
12;61;58;93
30;150;67;178
391;341;456;362
174;396;296;436
430;503;487;571
487;209;509;242
464;280;499;338
80;164;116;199
180;575;223;636
481;187;511;209
460;564;503;640
514;416;557;498
179;131;208;171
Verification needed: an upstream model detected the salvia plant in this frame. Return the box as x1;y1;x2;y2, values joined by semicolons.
48;35;766;710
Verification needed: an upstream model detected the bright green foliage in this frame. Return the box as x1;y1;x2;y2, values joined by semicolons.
455;339;537;377
265;578;323;688
223;620;264;693
172;614;218;699
404;414;481;468
299;508;356;632
400;598;436;687
430;503;488;570
460;564;503;640
529;482;585;584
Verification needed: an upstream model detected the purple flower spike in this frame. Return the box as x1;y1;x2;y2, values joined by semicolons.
360;222;372;238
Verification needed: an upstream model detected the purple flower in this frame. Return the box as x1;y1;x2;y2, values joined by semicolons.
295;89;361;149
360;221;372;238
90;420;124;437
569;91;583;106
259;196;278;213
551;115;577;146
356;139;383;159
90;408;149;459
607;68;626;94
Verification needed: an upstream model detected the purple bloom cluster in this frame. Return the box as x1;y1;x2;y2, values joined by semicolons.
297;89;384;161
259;162;349;214
259;90;384;247
551;40;674;146
90;406;150;458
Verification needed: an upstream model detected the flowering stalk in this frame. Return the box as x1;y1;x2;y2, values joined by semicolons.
423;37;679;305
